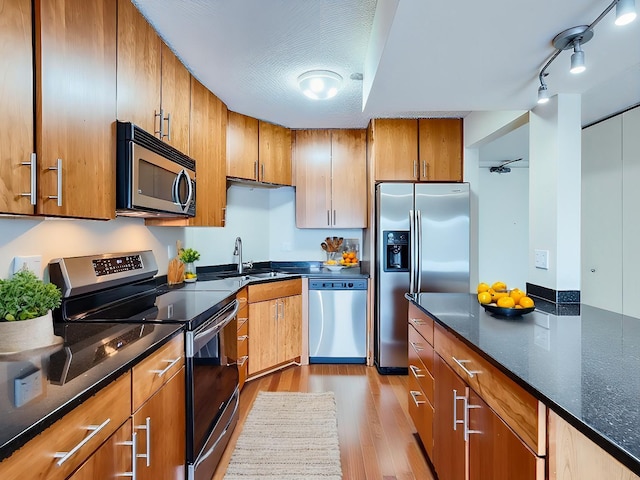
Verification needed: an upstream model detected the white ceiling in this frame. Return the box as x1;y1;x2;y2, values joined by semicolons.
133;0;640;129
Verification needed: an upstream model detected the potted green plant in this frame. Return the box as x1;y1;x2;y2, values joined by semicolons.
0;270;63;353
179;247;201;282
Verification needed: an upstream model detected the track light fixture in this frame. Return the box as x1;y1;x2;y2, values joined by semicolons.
536;0;636;104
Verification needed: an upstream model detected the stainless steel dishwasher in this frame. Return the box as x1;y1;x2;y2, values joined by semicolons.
308;278;367;363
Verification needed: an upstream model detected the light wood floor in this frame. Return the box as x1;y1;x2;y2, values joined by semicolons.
212;364;435;480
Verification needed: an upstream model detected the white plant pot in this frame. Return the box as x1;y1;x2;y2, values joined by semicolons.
0;311;62;354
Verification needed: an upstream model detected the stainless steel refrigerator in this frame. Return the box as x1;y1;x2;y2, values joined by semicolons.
375;182;470;374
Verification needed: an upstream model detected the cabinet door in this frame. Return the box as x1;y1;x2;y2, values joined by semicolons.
36;0;117;219
227;111;259;180
133;367;186;480
116;0;161;135
259;121;292;185
434;355;467;480
331;129;367;228
468;390;543;480
293;129;332;227
69;420;133;480
419;119;463;181
160;42;190;153
279;295;302;363
0;0;34;215
372;119;418;181
248;300;279;375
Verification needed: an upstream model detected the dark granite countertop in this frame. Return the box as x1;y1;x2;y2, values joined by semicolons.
195;260;369;281
0;321;183;461
407;292;640;475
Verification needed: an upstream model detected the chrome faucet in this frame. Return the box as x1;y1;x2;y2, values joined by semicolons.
234;237;243;274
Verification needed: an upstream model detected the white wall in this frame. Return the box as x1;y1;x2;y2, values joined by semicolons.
0;216;185;279
185;185;363;266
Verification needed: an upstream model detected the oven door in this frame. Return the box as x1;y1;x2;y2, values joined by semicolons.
186;299;240;480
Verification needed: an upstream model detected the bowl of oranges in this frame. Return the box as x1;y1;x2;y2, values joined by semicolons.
477;281;535;317
339;250;359;267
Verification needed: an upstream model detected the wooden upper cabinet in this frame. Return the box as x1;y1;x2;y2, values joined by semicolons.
159;43;191;154
294;129;367;228
371;118;463;182
371;119;419;181
0;0;34;215
116;0;161;136
259;121;292;185
419;118;463;181
227;111;259;180
116;0;190;153
35;0;117;219
226;111;292;185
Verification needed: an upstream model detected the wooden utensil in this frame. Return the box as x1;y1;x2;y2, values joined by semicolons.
167;240;185;285
321;242;328;251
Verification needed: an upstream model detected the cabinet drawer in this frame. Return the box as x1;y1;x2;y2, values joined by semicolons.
0;372;131;480
434;323;545;455
132;334;184;411
408;370;434;459
409;325;434;404
248;278;302;303
409;303;433;345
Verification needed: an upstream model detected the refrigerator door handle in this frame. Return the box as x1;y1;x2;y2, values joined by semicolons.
409;209;416;294
416;210;423;292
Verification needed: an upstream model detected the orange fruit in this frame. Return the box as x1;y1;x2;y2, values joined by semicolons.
477;292;492;304
491;290;509;303
348;252;356;259
497;296;516;308
509;289;524;303
477;282;490;293
519;296;535;308
491;281;507;292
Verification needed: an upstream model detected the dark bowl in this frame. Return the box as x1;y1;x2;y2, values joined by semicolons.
482;304;535;317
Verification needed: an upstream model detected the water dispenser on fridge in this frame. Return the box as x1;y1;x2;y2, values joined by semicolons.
383;231;409;272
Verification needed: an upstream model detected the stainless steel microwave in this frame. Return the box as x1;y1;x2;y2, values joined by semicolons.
116;121;196;218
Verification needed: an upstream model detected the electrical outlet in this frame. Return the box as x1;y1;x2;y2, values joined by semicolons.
534;249;549;270
14;369;43;408
167;244;176;259
13;255;42;279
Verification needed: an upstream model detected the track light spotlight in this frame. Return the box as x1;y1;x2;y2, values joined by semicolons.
537;84;550;104
615;0;637;25
570;41;586;74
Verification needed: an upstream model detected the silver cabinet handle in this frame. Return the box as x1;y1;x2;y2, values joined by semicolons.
118;432;138;479
237;335;248;342
136;417;151;467
409;390;425;407
452;357;481;378
151;357;181;377
254;161;259;180
410;318;426;326
413;160;418;179
261;163;265;181
154;109;163;138
163;112;171;141
453;389;465;432
409;341;424;352
54;418;111;466
20;153;37;205
48;158;62;206
237;355;248;367
274;300;278;321
279;299;285;320
327;209;331;226
465;403;482;441
409;364;425;378
333;209;336;225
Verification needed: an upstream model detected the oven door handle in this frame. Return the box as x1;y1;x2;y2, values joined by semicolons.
188;300;239;357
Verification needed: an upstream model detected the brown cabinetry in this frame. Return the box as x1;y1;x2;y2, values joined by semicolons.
227;112;292;185
236;287;249;389
116;0;190;153
294;129;367;228
247;279;302;376
370;118;462;182
35;0;117;219
0;0;34;215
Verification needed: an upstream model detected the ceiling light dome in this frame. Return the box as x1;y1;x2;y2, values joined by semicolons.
297;70;342;100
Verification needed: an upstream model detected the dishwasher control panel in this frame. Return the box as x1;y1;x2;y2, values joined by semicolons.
309;279;367;290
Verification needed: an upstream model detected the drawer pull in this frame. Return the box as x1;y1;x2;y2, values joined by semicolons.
409;364;425;378
465;404;482;441
452;357;480;378
117;432;138;479
409;390;425;407
410;318;426;326
237;335;248;342
410;341;424;352
453;389;466;431
151;357;181;377
238;355;249;367
54;418;111;466
136;417;151;467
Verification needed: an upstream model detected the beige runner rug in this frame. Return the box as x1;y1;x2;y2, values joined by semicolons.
224;391;342;480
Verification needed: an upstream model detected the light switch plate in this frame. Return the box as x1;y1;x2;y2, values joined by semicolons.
534;249;549;270
13;255;42;279
14;369;43;407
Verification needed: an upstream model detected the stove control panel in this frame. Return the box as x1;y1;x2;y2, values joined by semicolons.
93;255;144;276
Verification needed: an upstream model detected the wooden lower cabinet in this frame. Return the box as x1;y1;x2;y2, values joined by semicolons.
236;287;249;390
247;279;302;377
133;366;186;480
68;420;133;479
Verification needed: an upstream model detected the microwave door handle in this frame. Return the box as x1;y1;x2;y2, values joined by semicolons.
173;169;194;211
183;170;194;209
171;171;181;206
